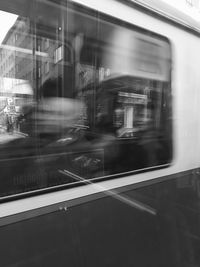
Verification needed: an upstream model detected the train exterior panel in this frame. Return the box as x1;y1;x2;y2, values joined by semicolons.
0;0;200;266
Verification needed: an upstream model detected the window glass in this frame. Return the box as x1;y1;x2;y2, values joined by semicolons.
0;0;172;198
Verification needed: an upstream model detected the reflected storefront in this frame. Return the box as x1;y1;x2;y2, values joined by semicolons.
0;78;33;135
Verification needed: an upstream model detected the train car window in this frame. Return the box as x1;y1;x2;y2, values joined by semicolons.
0;0;172;198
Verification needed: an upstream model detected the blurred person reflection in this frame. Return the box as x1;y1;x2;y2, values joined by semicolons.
21;77;85;144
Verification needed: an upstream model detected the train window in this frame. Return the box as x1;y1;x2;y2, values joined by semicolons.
0;0;172;198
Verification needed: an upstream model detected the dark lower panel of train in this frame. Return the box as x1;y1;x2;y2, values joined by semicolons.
1;170;200;267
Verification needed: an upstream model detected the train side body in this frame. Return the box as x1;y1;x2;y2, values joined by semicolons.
0;0;200;266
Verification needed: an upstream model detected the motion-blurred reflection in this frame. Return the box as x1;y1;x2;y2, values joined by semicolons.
0;4;172;197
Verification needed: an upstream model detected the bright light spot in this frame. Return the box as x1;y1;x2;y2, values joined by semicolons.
0;11;18;44
162;0;200;21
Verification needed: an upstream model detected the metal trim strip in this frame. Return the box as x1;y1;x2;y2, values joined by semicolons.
0;168;197;226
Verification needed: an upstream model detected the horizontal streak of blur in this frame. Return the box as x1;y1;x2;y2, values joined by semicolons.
0;44;48;57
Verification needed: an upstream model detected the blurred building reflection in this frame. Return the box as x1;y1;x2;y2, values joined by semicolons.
0;4;172;196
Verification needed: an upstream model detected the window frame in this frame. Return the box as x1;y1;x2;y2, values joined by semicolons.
0;0;172;202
